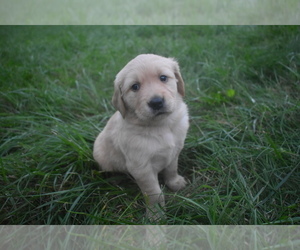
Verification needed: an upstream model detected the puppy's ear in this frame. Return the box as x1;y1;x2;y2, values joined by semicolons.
171;59;185;97
112;79;127;118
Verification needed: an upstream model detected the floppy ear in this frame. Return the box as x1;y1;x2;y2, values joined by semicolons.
112;79;127;118
171;59;185;97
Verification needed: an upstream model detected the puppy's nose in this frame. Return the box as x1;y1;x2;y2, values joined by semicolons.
148;96;164;110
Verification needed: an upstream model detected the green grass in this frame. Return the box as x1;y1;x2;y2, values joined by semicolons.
0;26;299;225
1;0;300;24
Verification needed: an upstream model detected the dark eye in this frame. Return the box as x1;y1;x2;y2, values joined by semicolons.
131;83;140;92
159;75;168;82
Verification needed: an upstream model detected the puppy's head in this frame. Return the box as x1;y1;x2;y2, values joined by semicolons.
112;54;185;121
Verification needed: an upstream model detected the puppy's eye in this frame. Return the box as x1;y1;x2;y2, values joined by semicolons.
159;75;168;82
131;83;140;92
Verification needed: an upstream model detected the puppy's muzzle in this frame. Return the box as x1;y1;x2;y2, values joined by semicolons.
148;96;165;111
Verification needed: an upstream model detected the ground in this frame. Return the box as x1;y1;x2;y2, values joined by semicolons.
0;26;299;225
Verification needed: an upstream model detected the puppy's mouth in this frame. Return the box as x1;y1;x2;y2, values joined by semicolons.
153;109;170;117
147;96;171;117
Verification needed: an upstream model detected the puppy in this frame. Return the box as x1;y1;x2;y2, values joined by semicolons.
93;54;189;219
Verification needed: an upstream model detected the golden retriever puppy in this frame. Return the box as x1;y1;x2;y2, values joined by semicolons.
93;54;189;219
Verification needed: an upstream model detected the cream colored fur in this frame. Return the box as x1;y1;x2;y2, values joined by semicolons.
93;54;189;219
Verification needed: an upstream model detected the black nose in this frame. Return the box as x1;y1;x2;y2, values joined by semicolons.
148;96;164;110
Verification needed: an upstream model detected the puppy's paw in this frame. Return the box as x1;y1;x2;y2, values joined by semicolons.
146;205;166;222
166;175;187;192
144;225;167;246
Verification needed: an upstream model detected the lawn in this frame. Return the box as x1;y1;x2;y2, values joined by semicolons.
0;26;299;225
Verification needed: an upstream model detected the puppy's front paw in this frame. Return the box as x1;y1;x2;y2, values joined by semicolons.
146;205;166;222
166;175;187;192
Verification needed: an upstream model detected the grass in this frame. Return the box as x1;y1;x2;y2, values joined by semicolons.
0;26;299;226
1;225;300;249
1;0;300;24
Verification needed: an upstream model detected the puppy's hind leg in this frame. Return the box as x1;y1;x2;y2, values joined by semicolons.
163;156;187;192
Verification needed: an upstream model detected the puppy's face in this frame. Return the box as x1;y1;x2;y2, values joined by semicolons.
112;54;185;122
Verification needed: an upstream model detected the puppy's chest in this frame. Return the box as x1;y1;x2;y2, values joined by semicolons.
144;132;178;168
123;130;179;167
150;141;177;171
